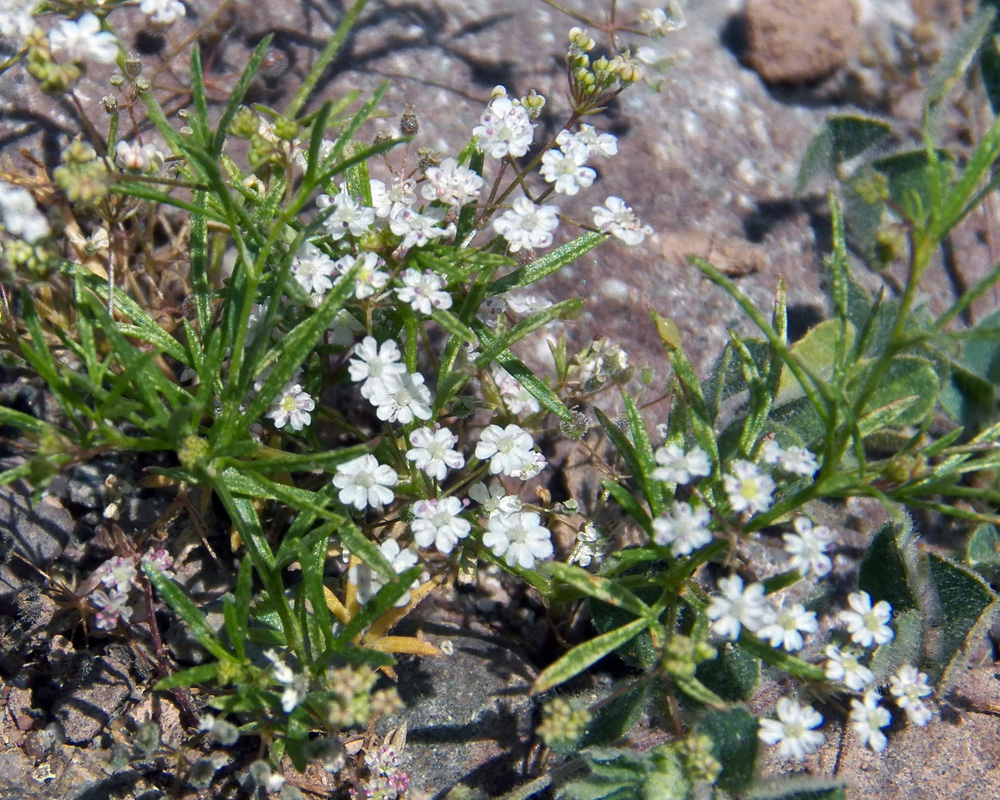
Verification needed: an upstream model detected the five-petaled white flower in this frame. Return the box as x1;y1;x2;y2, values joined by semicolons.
758;698;825;762
592;196;652;246
317;187;375;239
369;371;433;424
475;424;539;478
0;182;49;243
348;539;420;607
49;12;119;65
422;157;484;207
493;196;560;253
706;574;769;640
411;496;471;554
396;268;453;315
757;599;818;652
114;140;164;173
406;426;465;481
652;502;712;557
483;510;553;569
850;691;892;753
140;0;186;25
388;203;449;249
335;251;389;300
783;516;833;578
472;87;535;159
292;242;338;297
651;443;712;484
333;454;398;510
723;459;775;516
557;125;618;159
889;664;933;726
839;591;894;648
823;644;875;692
266;382;315;432
493;367;541;415
540;146;596;195
468;481;522;517
762;440;819;477
348;336;406;398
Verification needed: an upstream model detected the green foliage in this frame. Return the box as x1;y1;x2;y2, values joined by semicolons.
695;707;758;792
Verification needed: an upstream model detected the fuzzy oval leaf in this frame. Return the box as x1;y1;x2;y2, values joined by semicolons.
927;553;997;684
797;115;893;194
697;707;759;793
776;320;856;405
532;617;651;694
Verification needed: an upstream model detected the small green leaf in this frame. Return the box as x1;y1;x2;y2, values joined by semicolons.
797;115;893;194
967;523;1000;576
746;777;846;800
776;320;855;405
580;680;651;747
143;563;233;663
546;563;652;619
737;633;826;682
858;521;918;613
154;663;221;691
696;707;759;792
696;645;760;702
532;617;651;694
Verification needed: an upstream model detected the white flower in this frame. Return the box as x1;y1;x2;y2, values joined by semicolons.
90;589;133;630
473;88;535;159
477;296;506;327
292;242;337;296
411;497;471;554
348;336;406;398
889;664;933;726
329;308;365;347
388;202;449;249
369;371;433;424
492;367;540;415
0;1;35;46
0;182;49;243
762;440;819;477
592;196;652;246
422;157;484;207
337;252;389;299
839;591;894;648
850;692;892;753
493;196;560;252
264;650;307;713
266;382;315;432
475;424;538;478
557;124;618;159
757;600;817;652
782;516;833;577
506;293;552;315
317;187;375;239
468;481;522;516
651;443;711;484
706;574;768;640
114;140;164;172
369;177;416;218
518;450;547;480
406;426;465;481
49;12;119;65
540;147;596;195
651;502;712;557
723;459;775;516
823;644;875;691
758;698;825;762
569;522;608;568
95;556;137;595
333;454;398;510
484;510;553;569
139;0;186;25
348;539;419;606
396;267;453;315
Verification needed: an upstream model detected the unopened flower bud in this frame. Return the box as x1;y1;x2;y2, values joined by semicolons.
400;109;419;136
123;55;142;79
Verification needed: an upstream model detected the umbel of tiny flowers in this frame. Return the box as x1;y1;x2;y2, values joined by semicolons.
0;182;50;243
473;85;536;159
723;459;775;516
318;186;375;239
839;591;894;648
266;382;315;432
652;501;712;557
349;539;419;606
756;599;818;652
762;440;820;478
333;455;398;511
406;426;465;481
348;336;407;399
411;497;471;554
850;691;892;753
48;12;119;66
651;443;711;484
823;644;875;692
475;423;542;478
889;664;933;726
592;196;652;246
706;574;768;640
493;196;561;253
369;371;433;424
783;516;833;578
758;697;825;762
483;510;554;569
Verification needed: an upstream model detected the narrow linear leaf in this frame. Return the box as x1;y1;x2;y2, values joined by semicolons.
532;617;650;694
143;563;232;662
488;231;606;295
545;562;652;618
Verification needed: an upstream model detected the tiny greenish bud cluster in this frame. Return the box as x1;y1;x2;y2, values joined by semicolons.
680;734;722;784
322;665;402;729
177;435;211;471
53;139;109;204
537;696;592;752
662;634;716;680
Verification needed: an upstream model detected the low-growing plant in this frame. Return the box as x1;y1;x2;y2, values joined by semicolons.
2;1;1000;799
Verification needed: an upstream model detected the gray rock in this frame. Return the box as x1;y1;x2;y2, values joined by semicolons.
52;655;133;746
377;624;536;798
0;479;74;602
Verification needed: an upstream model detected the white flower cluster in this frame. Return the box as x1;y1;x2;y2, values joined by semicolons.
89;548;173;631
48;13;118;65
0;182;49;243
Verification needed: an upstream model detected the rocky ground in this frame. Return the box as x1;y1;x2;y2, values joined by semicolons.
2;0;1000;798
